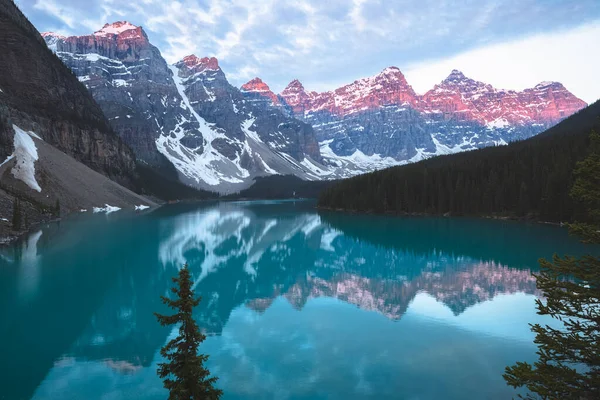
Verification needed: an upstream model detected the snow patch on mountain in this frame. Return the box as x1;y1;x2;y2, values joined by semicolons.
155;65;250;187
486;118;510;129
319;140;399;174
57;52;137;88
240;118;278;175
241;118;260;143
11;125;41;192
300;157;333;178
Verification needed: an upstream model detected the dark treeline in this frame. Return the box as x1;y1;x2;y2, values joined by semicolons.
318;100;600;222
134;161;217;201
227;175;339;200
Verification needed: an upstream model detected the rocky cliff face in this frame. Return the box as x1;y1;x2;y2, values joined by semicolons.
420;70;586;126
39;18;586;185
0;5;136;184
45;25;329;192
241;77;282;107
0;2;157;242
258;68;587;173
42;24;198;171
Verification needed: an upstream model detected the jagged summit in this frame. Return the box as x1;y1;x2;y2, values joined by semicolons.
94;21;140;37
442;69;470;84
534;81;562;90
40;31;66;51
41;31;65;39
279;66;417;117
373;66;409;85
283;79;306;92
280;79;312;114
241;77;270;92
178;54;220;71
379;66;403;76
241;77;280;105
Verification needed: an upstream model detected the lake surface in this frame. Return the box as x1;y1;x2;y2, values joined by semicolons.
0;200;597;400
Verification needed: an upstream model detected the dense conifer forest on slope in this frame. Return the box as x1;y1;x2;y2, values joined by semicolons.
318;100;600;222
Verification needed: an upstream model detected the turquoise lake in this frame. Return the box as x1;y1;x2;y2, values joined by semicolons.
0;200;597;400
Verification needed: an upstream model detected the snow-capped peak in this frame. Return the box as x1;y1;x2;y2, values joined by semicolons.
241;78;280;105
375;66;408;84
41;31;66;39
283;79;306;93
241;77;271;92
443;69;468;84
379;66;402;75
179;54;220;72
534;81;561;90
94;21;139;37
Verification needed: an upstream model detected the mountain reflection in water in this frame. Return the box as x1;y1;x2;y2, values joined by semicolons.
1;201;595;400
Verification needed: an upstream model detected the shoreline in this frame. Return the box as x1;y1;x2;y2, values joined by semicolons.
1;199;570;246
316;205;569;227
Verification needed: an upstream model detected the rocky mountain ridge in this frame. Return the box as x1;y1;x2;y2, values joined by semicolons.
275;68;585;123
44;24;332;193
42;20;586;188
244;67;586;172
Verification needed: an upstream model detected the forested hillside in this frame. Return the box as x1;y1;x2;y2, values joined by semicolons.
318;100;600;222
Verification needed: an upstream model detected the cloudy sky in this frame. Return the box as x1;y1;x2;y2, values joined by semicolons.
15;0;600;103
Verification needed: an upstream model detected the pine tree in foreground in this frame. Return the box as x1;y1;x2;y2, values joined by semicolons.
154;264;222;400
503;131;600;399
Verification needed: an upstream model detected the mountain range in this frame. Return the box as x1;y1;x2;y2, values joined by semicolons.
42;21;587;193
250;68;586;167
43;23;329;193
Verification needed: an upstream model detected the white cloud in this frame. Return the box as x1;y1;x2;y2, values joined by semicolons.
33;0;110;32
403;22;600;103
226;64;260;83
20;0;600;103
33;0;76;29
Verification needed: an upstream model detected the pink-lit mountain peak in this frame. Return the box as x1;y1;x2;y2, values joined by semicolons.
443;69;468;83
241;77;280;105
436;69;490;92
94;21;140;37
278;66;419;116
282;79;307;94
532;81;564;90
180;54;220;72
377;66;407;80
275;66;586;123
42;22;141;40
241;77;272;92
